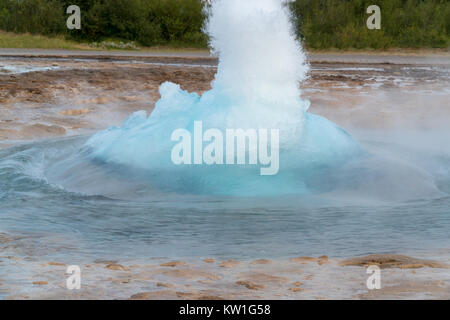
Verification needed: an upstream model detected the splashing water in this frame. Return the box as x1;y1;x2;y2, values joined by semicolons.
205;0;309;127
82;0;359;195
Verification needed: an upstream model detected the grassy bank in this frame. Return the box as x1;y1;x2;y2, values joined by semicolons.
1;31;449;56
0;31;89;50
0;31;211;51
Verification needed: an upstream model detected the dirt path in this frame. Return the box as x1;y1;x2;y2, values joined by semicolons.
0;48;449;65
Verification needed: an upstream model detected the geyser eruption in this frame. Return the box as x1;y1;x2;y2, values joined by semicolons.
83;0;359;195
205;0;309;132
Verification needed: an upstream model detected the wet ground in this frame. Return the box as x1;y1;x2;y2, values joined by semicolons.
0;52;448;143
0;51;449;299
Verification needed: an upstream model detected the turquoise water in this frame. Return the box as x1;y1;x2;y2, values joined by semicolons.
1;129;449;262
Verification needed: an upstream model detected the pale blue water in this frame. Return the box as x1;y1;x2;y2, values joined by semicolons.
1;130;449;263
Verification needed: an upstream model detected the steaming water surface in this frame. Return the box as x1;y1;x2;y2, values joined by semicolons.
0;128;449;262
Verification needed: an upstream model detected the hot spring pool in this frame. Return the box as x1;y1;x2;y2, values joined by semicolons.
1;130;449;263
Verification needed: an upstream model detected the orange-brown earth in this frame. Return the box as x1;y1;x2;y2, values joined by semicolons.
1;55;448;144
0;57;216;142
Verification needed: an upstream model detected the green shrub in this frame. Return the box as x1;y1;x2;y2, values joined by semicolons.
290;0;449;49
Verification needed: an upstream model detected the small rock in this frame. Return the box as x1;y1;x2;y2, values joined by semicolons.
160;261;187;267
317;255;329;265
236;281;265;290
220;260;240;268
157;282;176;289
105;263;128;271
203;258;215;263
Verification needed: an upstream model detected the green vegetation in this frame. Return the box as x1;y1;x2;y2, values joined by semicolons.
0;30;88;49
0;0;207;47
290;0;450;49
0;0;448;50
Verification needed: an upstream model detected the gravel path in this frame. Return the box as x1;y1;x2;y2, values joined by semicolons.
0;48;449;65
